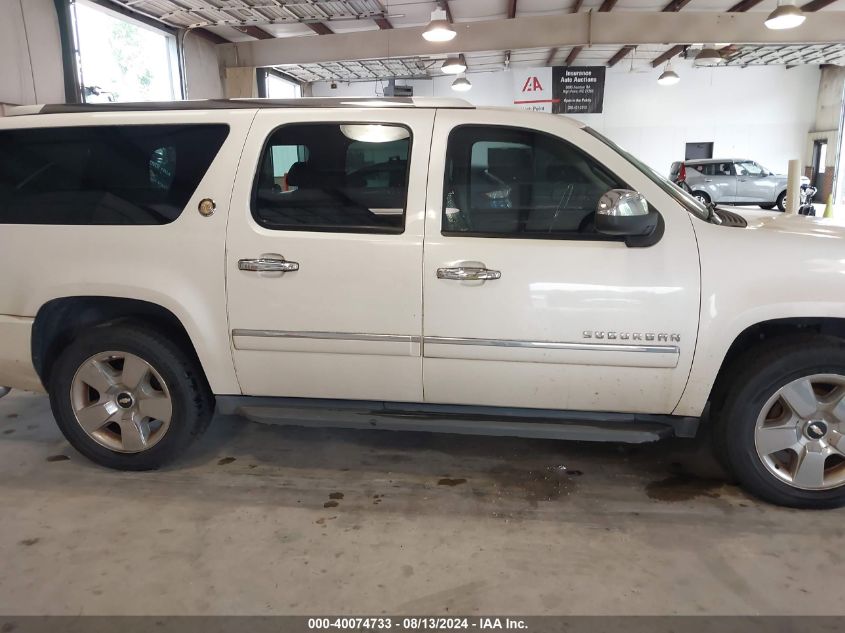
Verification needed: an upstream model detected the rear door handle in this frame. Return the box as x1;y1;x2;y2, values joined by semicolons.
437;266;501;281
238;257;299;273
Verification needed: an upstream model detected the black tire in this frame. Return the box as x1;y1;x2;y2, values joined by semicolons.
48;322;214;470
713;335;845;509
759;203;776;210
776;191;786;212
692;191;710;205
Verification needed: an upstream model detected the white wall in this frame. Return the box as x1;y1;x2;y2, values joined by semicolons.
0;0;64;105
183;31;225;99
312;61;821;176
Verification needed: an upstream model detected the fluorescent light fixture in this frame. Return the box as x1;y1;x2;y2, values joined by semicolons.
765;1;806;30
451;75;472;92
340;124;410;143
441;55;466;74
657;68;680;86
422;8;456;42
694;47;723;67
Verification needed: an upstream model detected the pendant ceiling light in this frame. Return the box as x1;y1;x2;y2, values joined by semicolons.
657;64;680;86
422;8;456;42
451;75;472;92
765;1;806;30
694;47;723;67
441;55;467;74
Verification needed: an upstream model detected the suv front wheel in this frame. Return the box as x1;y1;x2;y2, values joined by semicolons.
715;336;845;508
48;323;214;470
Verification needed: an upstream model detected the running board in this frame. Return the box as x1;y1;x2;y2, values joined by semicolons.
216;397;699;444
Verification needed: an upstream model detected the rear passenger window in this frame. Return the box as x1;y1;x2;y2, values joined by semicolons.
0;125;229;225
443;126;626;239
252;123;411;234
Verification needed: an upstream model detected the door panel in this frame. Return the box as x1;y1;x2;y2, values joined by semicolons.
226;109;434;401
422;110;701;414
735;161;774;202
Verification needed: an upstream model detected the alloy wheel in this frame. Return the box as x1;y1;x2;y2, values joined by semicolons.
754;374;845;490
70;351;173;453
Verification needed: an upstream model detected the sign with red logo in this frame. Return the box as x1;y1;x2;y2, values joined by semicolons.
513;66;605;114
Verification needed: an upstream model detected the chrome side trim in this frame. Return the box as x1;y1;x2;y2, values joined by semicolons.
423;336;678;355
232;329;421;344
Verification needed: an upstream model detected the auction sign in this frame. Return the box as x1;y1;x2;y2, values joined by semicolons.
552;66;605;114
513;66;605;114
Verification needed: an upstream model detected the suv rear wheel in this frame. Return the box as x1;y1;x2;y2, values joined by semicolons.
692;191;710;205
714;336;845;508
48;323;214;470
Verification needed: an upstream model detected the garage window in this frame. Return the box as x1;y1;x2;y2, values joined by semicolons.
252;123;411;234
443;126;625;239
0;124;229;225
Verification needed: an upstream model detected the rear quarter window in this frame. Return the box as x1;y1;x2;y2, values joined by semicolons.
0;124;229;225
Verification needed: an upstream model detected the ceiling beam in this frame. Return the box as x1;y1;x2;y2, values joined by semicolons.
564;46;583;65
232;25;275;40
802;0;839;10
507;0;518;19
221;11;845;68
307;22;334;35
545;0;583;67
195;28;229;45
609;0;691;68
374;17;393;29
598;0;618;10
439;0;454;23
649;0;762;67
607;45;634;67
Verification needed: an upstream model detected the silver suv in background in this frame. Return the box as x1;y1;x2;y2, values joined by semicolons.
670;159;808;211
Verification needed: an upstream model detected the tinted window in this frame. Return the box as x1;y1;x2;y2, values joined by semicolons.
697;162;733;176
0;125;228;225
443;126;625;238
252;123;411;234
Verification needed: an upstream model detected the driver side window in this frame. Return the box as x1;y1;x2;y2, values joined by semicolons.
442;126;626;239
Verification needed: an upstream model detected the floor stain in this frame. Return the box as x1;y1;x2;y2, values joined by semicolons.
217;457;236;466
323;500;339;508
487;465;575;505
646;474;722;502
329;492;344;500
46;455;69;463
19;538;39;546
6;414;17;419
2;429;13;435
437;477;467;487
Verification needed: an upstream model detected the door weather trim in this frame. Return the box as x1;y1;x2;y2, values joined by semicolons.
423;336;678;355
232;329;421;344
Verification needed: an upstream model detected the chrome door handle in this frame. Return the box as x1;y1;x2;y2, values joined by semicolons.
238;257;299;272
437;266;501;281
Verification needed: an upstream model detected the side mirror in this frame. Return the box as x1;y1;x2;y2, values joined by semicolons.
595;189;658;237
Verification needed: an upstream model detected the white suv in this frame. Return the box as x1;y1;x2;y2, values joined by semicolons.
1;98;844;509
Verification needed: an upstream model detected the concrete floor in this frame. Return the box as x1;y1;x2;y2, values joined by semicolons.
1;390;843;616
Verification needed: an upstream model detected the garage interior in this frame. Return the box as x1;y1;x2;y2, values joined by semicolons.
2;0;845;620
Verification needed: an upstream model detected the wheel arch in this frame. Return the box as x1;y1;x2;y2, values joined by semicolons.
707;317;845;413
33;297;207;390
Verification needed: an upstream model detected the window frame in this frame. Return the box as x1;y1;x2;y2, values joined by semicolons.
440;124;631;242
250;121;414;235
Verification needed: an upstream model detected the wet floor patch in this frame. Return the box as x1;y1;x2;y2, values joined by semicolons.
217;457;236;466
645;473;723;502
46;455;69;463
328;492;344;500
487;465;576;505
437;477;467;487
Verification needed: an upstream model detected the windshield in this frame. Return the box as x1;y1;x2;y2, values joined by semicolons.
584;127;710;221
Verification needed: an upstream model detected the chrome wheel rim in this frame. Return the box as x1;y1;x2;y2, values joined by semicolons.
754;374;845;491
70;351;173;453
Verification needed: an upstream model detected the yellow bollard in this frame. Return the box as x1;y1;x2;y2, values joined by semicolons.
824;194;834;219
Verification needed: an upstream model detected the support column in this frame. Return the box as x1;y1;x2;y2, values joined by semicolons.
225;67;258;99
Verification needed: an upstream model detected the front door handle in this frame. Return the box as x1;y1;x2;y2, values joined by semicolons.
238;257;299;273
437;266;501;281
